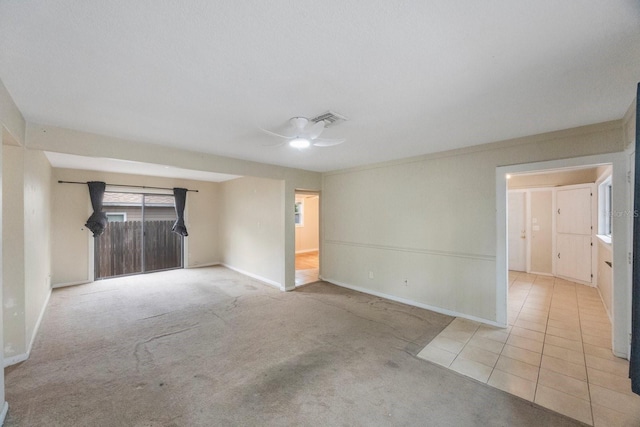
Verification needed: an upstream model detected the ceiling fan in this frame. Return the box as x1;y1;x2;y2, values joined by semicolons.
261;117;345;148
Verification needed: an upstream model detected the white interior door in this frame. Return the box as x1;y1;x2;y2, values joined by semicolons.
508;191;527;272
556;186;592;283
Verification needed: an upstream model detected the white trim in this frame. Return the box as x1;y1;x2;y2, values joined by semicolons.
525;190;532;273
325;240;494;261
295;248;319;254
52;280;91;289
105;211;127;222
27;288;51;355
596;235;612;245
323;277;505;328
529;271;554;277
3;353;28;367
626;145;634;360
4;288;52;367
221;264;282;290
555;274;594;288
596;284;613;324
0;402;8;426
186;262;221;269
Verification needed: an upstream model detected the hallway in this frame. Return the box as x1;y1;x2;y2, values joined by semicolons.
295;250;319;286
418;272;640;426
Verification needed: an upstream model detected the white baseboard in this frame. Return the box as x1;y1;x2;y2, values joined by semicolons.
556;274;594;287
0;401;8;426
221;264;283;291
595;285;613;324
187;262;221;269
52;280;90;289
27;288;51;356
3;353;28;368
295;248;319;254
529;271;554;277
4;288;53;368
323;277;505;328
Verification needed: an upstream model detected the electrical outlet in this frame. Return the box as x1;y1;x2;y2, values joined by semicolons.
403;279;408;286
368;271;374;279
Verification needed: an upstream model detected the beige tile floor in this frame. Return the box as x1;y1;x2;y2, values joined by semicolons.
417;271;640;426
295;251;319;286
295;268;319;286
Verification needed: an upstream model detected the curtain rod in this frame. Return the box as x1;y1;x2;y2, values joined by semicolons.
57;180;199;192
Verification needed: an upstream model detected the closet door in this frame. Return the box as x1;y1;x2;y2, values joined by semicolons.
556;186;593;283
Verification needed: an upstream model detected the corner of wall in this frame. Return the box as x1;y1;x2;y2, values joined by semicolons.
623;95;637;150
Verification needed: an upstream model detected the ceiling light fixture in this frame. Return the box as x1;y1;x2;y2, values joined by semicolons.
289;137;311;149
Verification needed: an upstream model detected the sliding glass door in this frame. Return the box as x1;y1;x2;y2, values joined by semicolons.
95;192;183;279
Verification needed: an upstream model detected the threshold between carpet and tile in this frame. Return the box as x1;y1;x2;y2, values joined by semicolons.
295;250;319;286
418;271;640;427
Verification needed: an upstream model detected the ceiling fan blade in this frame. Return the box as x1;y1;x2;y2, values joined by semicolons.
260;128;293;139
261;139;288;147
307;120;325;139
313;138;345;147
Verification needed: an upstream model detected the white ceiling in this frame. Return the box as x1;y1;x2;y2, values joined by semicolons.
1;1;639;173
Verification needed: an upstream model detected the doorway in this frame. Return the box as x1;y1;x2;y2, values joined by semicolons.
508;191;527;272
95;192;183;279
295;191;319;286
498;152;630;359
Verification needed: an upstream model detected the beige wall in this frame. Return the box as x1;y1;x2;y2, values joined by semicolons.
23;150;52;351
26;124;322;189
27;124;322;290
530;190;553;274
52;168;222;286
2;146;25;359
623;96;636;149
295;196;319;253
0;147;53;364
322;122;624;323
0;79;25;145
0;76;25;414
219;176;284;288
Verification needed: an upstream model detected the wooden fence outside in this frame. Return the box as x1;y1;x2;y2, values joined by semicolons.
95;220;182;279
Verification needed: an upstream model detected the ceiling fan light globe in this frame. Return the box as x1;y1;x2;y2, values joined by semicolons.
289;138;311;148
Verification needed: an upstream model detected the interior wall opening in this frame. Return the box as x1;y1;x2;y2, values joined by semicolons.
506;164;614;350
496;153;631;357
294;191;319;286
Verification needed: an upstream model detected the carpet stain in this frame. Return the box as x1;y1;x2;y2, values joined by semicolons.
241;350;336;412
385;360;399;369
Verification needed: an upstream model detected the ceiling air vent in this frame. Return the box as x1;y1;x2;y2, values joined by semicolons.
310;110;348;127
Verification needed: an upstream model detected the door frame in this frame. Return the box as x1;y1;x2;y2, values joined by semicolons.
288;188;324;292
497;152;630;358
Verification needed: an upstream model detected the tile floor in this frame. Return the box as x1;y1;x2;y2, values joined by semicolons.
417;271;640;426
295;251;319;286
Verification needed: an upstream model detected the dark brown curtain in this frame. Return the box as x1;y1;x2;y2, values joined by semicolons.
631;82;640;395
85;181;108;237
172;188;188;236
